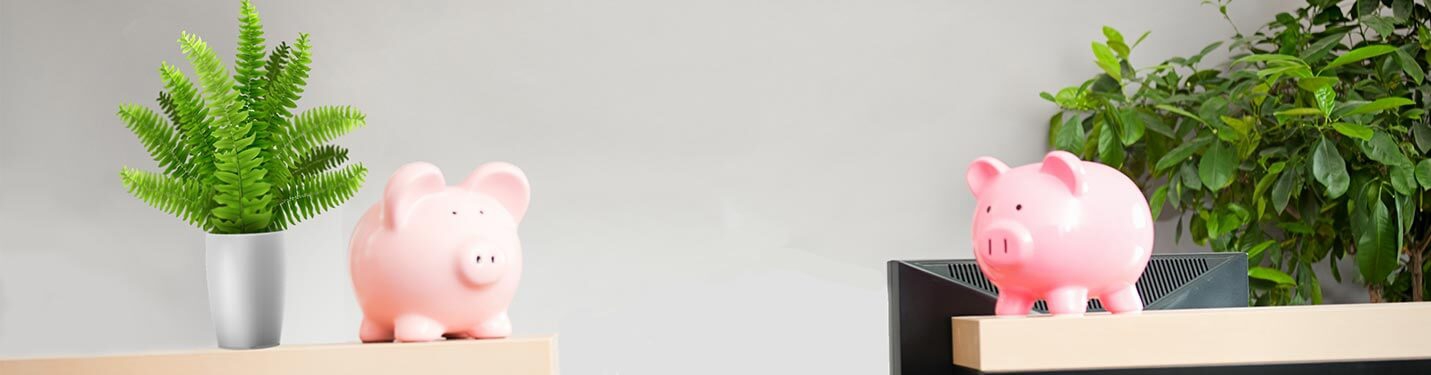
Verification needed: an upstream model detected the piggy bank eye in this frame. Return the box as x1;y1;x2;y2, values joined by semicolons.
1016;204;1022;211
985;206;991;213
452;211;458;215
479;210;485;215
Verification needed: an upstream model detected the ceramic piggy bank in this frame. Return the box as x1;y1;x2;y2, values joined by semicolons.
350;161;530;342
965;151;1152;316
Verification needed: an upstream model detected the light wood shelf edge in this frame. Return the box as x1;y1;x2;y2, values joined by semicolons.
952;302;1431;372
0;335;557;375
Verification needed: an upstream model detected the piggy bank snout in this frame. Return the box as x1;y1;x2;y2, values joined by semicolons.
977;222;1033;267
458;242;510;287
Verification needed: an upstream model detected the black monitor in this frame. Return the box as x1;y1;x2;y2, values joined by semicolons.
887;253;1248;375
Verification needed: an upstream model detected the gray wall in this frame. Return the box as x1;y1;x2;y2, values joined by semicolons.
0;0;1292;373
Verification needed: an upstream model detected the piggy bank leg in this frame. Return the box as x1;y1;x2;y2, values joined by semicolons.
1044;287;1089;316
394;314;447;342
466;311;512;339
994;292;1034;316
359;317;395;343
1101;285;1143;314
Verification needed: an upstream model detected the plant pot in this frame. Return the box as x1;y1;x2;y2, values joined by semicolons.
205;231;285;350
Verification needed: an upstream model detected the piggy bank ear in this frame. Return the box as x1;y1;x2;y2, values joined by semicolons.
383;162;448;229
966;157;1009;197
460;162;530;224
1040;151;1088;196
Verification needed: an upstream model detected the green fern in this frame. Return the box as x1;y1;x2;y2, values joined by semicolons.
233;0;267;108
118;0;366;234
120;167;213;231
291;145;350;178
159;62;215;182
290;106;365;158
271;164;367;231
118;105;185;177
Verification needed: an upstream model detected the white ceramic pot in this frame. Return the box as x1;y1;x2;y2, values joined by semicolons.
205;231;285;349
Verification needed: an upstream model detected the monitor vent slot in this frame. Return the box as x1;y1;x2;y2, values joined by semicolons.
945;256;1210;314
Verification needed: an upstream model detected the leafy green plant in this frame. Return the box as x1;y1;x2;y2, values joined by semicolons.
119;0;366;234
1043;0;1431;304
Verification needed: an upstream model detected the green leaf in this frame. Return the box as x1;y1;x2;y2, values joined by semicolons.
1331;122;1373;140
1149;185;1168;220
1357;0;1379;17
1414;123;1431;154
1313;136;1350;198
1098;121;1125;167
1054;114;1087;153
1314;85;1336;115
1132;30;1151;48
1140;110;1174;137
1092;42;1122;80
1253;162;1284;218
1249;266;1297;286
1275;108;1325;116
1361;131;1413;167
1344;97;1414;116
1323;45;1397;71
1393;0;1413;21
1297;76;1337;92
1102;26;1125;43
1219;115;1252;139
1416;159;1431;190
1236;54;1308;65
1395;48;1425;83
1247;240;1276;259
1154;137;1209;171
1391;165;1416;195
1198;141;1237;192
1361;16;1395;38
1118;109;1145;146
1356;193;1398;285
1181;163;1203;191
1156;104;1207;125
1300;31;1348;63
1109;41;1130;59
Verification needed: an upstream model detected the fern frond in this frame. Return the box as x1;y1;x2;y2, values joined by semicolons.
288;106;364;160
234;0;267;109
156;92;182;131
153;92;193;176
159;62;216;182
267;34;312;172
280;33;312;113
271;163;366;230
256;42;294;189
211;146;274;233
182;32;272;233
179;32;248;136
290;145;349;178
120;167;212;231
259;42;297;124
118;105;187;177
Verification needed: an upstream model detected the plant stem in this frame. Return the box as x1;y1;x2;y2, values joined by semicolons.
1414;246;1425;302
1412;234;1431;301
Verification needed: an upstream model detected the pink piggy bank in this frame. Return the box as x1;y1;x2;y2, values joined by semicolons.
965;151;1152;316
350;161;530;342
